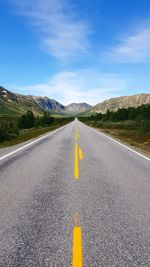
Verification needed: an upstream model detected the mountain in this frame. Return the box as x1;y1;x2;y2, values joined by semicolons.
88;94;150;114
0;86;65;116
65;103;92;114
32;96;65;113
1;86;149;117
0;86;91;116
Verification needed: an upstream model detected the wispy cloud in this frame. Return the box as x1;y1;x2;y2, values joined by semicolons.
10;0;90;60
106;27;150;63
13;69;129;105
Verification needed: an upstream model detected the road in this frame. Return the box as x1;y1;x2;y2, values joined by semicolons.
0;120;150;267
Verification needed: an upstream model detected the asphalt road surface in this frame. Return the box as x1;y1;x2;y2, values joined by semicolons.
0;120;150;267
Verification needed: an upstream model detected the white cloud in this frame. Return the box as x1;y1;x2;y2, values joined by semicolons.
106;27;150;63
10;0;90;60
14;70;129;105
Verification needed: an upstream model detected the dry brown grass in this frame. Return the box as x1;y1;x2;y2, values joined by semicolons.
101;128;150;154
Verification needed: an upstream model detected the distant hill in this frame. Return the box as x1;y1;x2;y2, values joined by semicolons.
83;94;150;115
0;86;66;116
1;87;149;117
0;86;91;116
65;103;92;114
32;96;65;113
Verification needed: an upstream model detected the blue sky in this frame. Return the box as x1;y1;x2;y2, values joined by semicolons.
0;0;150;104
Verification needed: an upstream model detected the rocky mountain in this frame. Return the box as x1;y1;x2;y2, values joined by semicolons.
66;103;92;114
0;86;65;115
90;94;150;114
1;86;149;117
0;86;90;115
33;96;65;113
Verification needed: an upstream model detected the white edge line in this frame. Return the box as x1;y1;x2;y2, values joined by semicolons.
0;124;68;161
84;123;150;162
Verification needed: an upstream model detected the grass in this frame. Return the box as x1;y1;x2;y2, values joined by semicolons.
0;111;73;148
0;124;65;148
0;114;20;125
102;128;150;154
83;121;150;155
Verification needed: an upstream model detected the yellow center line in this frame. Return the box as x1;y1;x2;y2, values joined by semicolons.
72;226;83;267
73;129;83;265
79;148;83;160
74;142;79;179
75;129;79;142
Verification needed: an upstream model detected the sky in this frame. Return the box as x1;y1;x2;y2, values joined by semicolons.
0;0;150;105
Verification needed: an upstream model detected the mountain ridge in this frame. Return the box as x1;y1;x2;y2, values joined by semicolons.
1;86;150;117
91;93;150;113
79;93;150;116
0;86;91;115
65;103;92;114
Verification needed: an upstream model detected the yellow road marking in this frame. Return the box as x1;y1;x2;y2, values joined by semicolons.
79;148;83;160
75;129;79;141
72;227;83;267
73;212;80;226
75;129;78;141
74;142;79;179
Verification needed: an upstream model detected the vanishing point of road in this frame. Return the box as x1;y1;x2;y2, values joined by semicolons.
0;120;150;266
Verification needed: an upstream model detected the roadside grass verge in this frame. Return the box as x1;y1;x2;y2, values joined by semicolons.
0;123;66;148
102;128;150;154
83;121;150;154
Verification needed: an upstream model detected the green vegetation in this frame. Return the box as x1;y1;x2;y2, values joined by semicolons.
0;110;73;147
79;104;150;153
